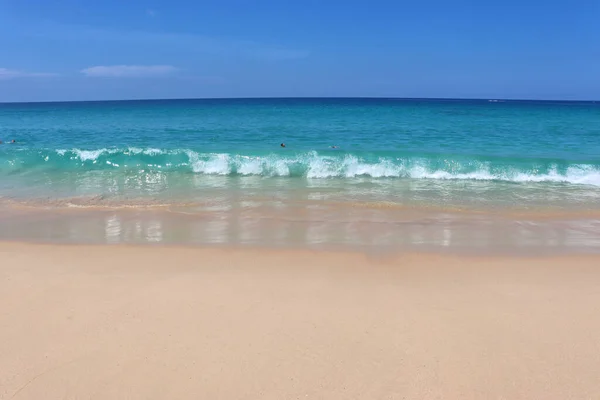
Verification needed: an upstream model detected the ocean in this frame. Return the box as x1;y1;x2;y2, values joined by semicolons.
1;98;599;251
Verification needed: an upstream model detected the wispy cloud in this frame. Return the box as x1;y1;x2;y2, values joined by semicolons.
0;68;58;79
146;9;156;17
81;65;178;78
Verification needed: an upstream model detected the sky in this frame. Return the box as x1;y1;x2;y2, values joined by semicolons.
0;0;599;102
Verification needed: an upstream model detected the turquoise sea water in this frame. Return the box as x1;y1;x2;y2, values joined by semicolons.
1;98;599;212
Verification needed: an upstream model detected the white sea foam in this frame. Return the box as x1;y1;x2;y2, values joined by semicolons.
46;148;600;187
408;164;600;186
306;154;339;178
128;147;164;155
511;165;600;185
73;149;107;161
186;151;231;175
236;156;264;176
343;156;400;178
60;148;120;162
235;155;290;176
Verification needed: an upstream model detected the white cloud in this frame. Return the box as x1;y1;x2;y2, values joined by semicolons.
0;68;58;79
80;65;178;78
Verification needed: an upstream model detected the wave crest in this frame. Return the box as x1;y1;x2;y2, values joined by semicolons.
1;147;599;186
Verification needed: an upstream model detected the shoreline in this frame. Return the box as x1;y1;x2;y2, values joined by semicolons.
1;205;599;255
2;243;600;399
1;237;600;258
3;240;600;261
5;194;600;218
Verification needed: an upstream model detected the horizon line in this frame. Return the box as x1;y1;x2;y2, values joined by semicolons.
1;96;599;105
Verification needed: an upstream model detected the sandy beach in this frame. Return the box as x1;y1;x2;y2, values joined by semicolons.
1;243;599;399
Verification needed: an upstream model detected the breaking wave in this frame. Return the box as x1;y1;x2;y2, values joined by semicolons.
1;147;600;186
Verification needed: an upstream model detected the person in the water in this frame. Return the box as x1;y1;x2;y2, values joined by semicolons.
280;143;286;148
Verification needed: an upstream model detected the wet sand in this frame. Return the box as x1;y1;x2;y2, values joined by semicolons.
2;243;600;399
0;206;599;254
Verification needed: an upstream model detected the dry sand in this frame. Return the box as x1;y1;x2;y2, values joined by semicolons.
1;243;600;399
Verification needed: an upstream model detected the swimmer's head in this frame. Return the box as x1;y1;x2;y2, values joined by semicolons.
280;143;286;148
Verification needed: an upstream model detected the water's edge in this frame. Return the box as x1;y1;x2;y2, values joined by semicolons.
2;207;598;255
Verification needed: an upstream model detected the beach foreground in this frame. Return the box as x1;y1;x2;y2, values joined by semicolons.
1;244;599;399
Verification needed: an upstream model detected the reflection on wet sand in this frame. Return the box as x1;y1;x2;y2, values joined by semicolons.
1;203;599;254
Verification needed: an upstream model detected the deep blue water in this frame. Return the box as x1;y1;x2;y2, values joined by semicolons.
1;98;599;210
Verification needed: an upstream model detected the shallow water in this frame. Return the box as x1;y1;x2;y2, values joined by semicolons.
1;206;599;255
1;98;599;251
1;98;600;209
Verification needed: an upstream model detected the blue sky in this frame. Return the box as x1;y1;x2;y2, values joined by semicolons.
0;0;598;102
